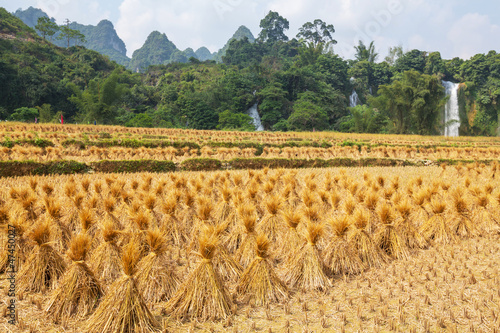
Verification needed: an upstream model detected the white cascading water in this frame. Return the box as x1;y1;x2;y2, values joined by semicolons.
442;81;460;137
247;103;264;131
349;90;360;108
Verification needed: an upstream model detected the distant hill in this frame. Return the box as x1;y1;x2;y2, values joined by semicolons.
128;31;178;72
213;25;255;63
195;47;214;61
14;6;130;66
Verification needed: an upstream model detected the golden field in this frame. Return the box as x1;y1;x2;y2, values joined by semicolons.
1;123;500;332
0;161;500;332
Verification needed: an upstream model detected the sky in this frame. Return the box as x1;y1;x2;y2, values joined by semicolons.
2;0;499;60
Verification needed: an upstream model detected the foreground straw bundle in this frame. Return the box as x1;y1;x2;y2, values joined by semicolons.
85;240;162;333
45;233;104;322
135;229;179;304
236;234;288;305
164;232;233;322
18;220;66;293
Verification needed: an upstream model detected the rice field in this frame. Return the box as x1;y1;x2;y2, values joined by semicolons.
1;160;500;332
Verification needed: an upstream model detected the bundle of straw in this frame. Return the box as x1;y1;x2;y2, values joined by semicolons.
90;220;123;285
45;233;104;322
257;195;285;243
85;240;162;333
348;209;387;268
164;232;233;322
237;234;288;306
419;198;456;245
18;219;66;293
135;229;180;304
206;224;243;284
43;196;71;251
284;223;331;291
451;191;477;238
235;207;258;268
324;215;365;276
280;210;303;265
374;203;409;260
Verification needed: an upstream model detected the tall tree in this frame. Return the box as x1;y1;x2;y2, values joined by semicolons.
258;11;289;43
35;16;59;41
57;19;86;47
297;19;337;48
354;41;378;63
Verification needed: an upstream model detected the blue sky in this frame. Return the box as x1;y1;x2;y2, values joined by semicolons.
2;0;499;60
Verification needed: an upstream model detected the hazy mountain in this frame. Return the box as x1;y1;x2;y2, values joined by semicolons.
13;7;130;66
213;25;255;63
12;6;248;68
195;47;214;61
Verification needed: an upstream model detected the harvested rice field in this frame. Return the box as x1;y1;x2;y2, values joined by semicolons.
1;163;500;332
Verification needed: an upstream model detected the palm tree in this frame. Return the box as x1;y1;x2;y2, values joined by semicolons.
354;41;378;63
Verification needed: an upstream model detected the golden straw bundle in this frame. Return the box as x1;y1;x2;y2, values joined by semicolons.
236;234;288;306
45;233;104;322
85;240;162;333
164;232;233;322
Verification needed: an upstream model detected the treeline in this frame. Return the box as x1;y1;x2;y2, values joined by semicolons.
1;8;500;135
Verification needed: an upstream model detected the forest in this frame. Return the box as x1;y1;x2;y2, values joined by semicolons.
1;7;500;136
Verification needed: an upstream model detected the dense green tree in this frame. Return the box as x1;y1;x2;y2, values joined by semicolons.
297;19;337;48
287;91;328;131
393;49;427;73
258;11;289;43
9;107;38;122
35;103;54;122
125;113;153;127
257;81;288;129
370;70;445;135
336;105;388;133
217;110;254;130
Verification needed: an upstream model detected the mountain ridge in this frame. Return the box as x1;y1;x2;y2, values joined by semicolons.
12;6;257;70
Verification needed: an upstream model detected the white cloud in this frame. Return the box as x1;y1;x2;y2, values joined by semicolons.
4;0;500;60
447;13;500;59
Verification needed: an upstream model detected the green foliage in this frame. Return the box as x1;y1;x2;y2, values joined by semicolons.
370;70;445;135
8;107;38;122
258;11;289;43
337;105;389;133
217;110;254;131
297;19;337;48
287;92;329;131
125;113;153;128
35;16;59;40
354;41;378;63
35;103;54;122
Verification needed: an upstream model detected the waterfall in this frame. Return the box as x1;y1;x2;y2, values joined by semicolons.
443;81;460;137
247;103;264;131
349;90;360;108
